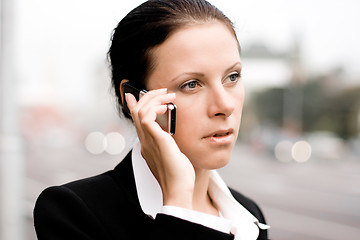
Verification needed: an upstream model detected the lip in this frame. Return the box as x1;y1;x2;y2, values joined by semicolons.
203;128;234;145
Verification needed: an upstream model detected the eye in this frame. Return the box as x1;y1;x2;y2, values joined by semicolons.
187;81;197;88
224;72;241;85
180;80;201;91
229;73;239;81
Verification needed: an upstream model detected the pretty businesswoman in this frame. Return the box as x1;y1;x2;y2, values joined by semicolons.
34;0;270;239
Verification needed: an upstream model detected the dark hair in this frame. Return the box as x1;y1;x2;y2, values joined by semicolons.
108;0;238;118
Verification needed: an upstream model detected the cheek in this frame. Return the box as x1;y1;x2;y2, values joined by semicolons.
174;99;201;135
235;86;245;113
230;86;245;131
171;116;195;160
172;96;204;145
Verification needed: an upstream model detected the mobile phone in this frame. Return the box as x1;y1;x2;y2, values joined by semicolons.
122;82;176;135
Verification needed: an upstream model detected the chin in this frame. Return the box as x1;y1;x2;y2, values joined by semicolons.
179;141;235;170
210;156;231;169
192;152;232;170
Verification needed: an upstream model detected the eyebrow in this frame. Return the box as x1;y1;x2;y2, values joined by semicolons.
170;72;205;83
224;62;242;74
170;62;242;82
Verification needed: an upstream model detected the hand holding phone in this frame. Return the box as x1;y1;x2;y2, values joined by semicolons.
123;82;196;210
122;82;176;135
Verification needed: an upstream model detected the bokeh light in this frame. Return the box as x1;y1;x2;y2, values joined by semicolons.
105;132;125;155
292;140;312;163
84;132;106;154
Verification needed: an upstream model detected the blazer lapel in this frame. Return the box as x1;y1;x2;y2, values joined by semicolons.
112;150;142;210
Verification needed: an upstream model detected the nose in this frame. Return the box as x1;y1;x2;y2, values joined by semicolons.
207;85;236;118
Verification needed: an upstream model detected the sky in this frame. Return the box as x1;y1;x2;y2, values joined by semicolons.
12;0;360;107
211;0;360;75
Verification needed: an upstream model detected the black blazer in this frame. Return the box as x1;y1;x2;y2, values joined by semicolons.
34;151;268;240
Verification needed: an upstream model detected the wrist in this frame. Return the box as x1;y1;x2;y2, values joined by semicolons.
162;184;194;210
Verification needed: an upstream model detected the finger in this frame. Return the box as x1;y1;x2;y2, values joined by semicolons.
137;92;176;118
139;104;168;135
125;92;138;112
128;90;176;142
140;88;168;100
144;104;168;117
135;91;175;127
138;89;176;107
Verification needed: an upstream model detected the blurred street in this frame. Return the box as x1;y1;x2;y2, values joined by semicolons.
1;1;359;239
25;141;360;240
221;144;360;240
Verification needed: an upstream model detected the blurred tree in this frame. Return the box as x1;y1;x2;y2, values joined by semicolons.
251;81;360;140
252;87;284;127
302;79;329;133
325;87;360;139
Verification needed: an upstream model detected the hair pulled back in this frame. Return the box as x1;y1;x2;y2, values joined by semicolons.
108;0;238;118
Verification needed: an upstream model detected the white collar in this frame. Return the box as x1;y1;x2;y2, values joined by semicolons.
131;141;163;218
131;141;269;239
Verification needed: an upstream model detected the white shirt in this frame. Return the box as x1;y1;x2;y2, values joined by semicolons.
131;141;270;240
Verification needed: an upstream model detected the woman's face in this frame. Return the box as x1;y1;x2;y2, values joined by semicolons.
146;22;244;170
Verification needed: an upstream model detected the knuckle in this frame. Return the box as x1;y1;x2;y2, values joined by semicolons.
138;109;146;119
129;106;139;115
140;117;150;127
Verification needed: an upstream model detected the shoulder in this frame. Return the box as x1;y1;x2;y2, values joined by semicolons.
34;170;119;224
33;182;109;239
35;170;117;210
61;170;118;201
33;152;142;238
35;150;137;214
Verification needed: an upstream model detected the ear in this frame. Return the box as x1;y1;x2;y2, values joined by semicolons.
119;79;130;105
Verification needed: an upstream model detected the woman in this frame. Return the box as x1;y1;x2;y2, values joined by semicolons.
34;0;269;239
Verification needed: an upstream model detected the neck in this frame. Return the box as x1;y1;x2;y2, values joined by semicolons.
192;168;219;216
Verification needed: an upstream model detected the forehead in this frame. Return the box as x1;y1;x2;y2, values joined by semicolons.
155;22;239;64
146;22;240;86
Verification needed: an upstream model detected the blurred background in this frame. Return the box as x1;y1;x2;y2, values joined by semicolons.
1;0;359;239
